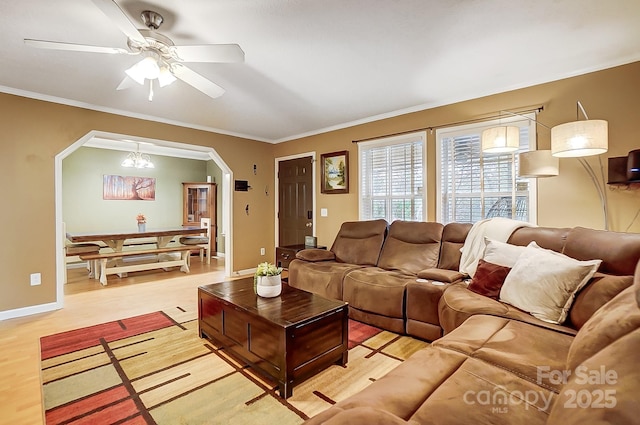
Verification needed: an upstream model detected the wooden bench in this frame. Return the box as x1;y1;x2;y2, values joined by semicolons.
80;245;193;285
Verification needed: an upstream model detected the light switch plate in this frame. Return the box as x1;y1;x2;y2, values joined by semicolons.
321;208;328;217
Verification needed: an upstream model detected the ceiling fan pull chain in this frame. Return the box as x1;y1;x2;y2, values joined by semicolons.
148;79;154;101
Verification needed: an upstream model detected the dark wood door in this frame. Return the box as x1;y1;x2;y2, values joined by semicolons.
278;156;313;246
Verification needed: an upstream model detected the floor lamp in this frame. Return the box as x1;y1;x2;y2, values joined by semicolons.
484;103;609;230
551;101;609;230
518;150;559;178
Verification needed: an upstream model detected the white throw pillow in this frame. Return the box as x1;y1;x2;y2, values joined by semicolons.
483;238;526;268
499;242;601;324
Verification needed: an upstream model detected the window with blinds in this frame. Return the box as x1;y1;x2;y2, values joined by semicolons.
436;115;537;224
359;132;426;222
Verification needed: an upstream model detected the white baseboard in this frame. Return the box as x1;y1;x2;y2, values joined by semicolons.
234;268;256;276
0;301;62;321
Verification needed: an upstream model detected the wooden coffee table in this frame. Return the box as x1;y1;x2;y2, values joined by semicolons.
198;277;348;398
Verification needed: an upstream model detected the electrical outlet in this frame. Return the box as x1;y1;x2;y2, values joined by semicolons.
30;272;41;286
260;248;265;255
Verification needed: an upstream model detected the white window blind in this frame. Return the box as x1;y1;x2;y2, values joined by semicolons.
436;115;537;224
359;132;426;222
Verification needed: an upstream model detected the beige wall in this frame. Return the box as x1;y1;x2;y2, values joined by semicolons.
0;94;273;312
2;61;639;316
274;62;640;248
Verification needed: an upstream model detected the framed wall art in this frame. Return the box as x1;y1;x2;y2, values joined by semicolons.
321;150;349;194
103;175;156;200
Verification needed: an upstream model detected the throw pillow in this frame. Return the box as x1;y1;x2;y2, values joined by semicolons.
483;238;527;267
499;242;601;324
468;259;511;299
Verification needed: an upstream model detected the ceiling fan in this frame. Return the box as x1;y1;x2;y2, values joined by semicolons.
24;0;244;101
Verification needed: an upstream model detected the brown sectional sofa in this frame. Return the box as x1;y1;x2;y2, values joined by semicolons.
305;264;640;424
290;219;640;340
289;219;640;424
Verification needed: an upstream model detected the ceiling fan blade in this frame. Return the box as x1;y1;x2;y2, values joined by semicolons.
91;0;147;45
172;64;225;99
116;76;137;90
24;39;129;54
174;44;245;63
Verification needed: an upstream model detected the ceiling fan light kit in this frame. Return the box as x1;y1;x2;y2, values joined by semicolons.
125;53;161;84
24;0;244;101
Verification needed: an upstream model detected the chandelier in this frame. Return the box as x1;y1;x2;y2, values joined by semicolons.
121;144;154;168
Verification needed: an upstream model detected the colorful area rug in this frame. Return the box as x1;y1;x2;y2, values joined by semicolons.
40;306;428;424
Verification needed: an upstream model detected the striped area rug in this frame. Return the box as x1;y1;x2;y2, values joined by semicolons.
40;306;428;424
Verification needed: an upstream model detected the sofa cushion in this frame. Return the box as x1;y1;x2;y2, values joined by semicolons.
439;284;579;336
295;248;335;262
405;280;450;340
468;259;511;300
288;259;362;300
304;346;469;425
569;273;633;329
566;284;640;371
550;263;640;424
342;268;411;319
499;242;601;324
377;221;443;274
507;226;570;251
563;226;640;275
548;330;640;425
437;222;472;271
307;314;572;425
434;315;573;393
409;356;555;424
438;283;509;333
331;219;388;265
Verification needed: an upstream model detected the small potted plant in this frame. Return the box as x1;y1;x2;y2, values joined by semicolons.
136;213;146;232
254;262;283;297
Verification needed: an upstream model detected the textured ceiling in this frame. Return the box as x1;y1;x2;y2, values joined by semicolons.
1;0;639;143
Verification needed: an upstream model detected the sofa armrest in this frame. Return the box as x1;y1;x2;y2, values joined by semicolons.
295;248;336;262
417;268;466;283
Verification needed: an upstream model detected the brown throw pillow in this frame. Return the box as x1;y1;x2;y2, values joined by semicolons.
468;259;511;299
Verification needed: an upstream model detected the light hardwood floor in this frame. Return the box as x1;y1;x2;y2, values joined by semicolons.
0;256;229;425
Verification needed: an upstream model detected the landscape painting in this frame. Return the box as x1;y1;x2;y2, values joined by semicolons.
103;175;156;200
321;150;349;194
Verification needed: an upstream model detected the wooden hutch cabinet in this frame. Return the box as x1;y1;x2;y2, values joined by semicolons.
182;182;217;251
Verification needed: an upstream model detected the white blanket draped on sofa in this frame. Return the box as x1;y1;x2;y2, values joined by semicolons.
459;217;535;277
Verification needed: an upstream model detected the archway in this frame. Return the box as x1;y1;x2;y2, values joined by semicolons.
54;130;233;307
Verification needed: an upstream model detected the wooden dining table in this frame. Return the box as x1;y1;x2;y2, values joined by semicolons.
66;227;208;283
66;226;206;252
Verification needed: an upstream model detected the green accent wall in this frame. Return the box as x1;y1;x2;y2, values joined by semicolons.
62;147;211;233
